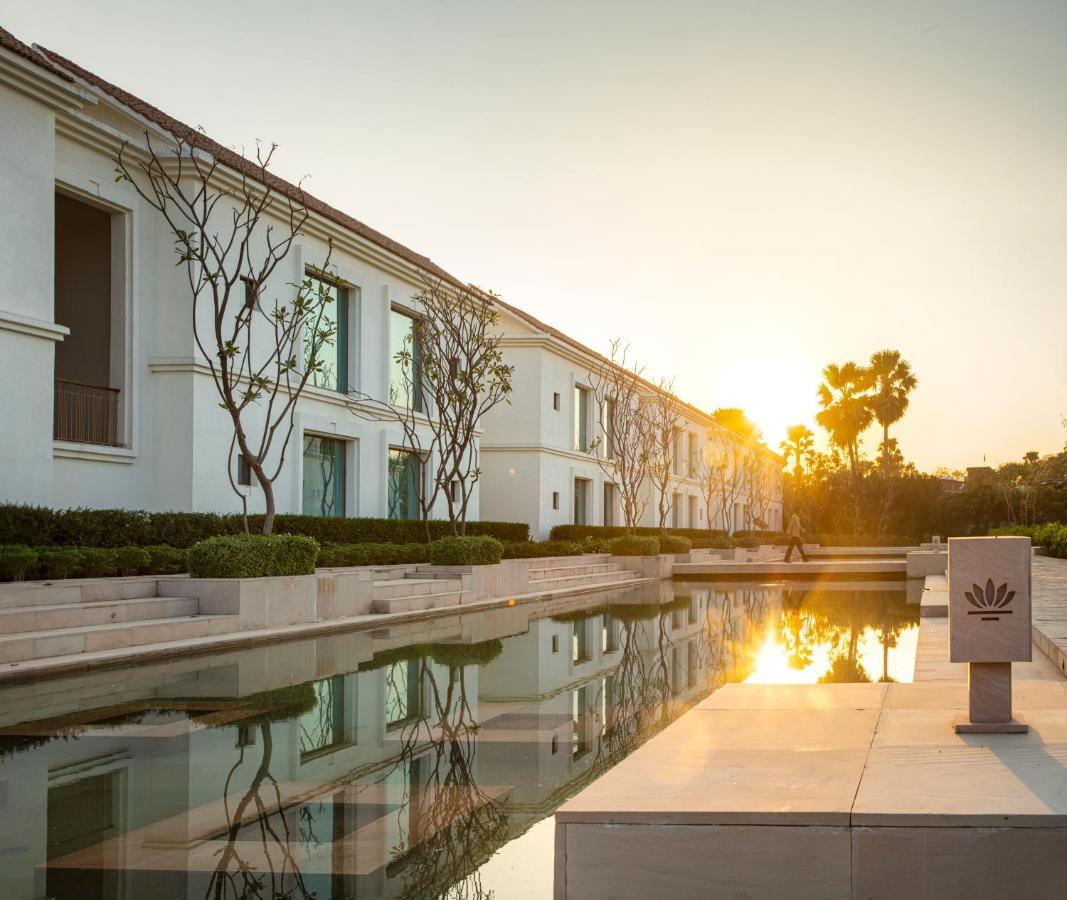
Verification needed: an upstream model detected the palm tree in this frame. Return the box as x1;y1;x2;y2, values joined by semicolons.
868;350;918;474
780;424;815;477
816;362;873;479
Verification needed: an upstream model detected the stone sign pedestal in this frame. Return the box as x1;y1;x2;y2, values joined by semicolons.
948;536;1031;734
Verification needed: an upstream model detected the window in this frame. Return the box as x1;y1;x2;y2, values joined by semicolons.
388;449;422;520
553;391;561;411
673;429;684;475
572;687;589;759
237;455;251;487
602;614;617;652
386;659;422;728
688;495;697;529
603;398;616;459
302;436;346;517
552;491;560;511
389;307;422;411
603;483;616;527
574;386;590;451
687;641;698;687
672;492;683;529
450;479;460;503
53;191;125;446
298;676;349;760
688;432;698;476
573;621;589;663
573;478;589;525
304;270;348;392
551;634;559;653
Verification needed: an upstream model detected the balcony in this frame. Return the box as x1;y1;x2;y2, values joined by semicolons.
54;379;120;446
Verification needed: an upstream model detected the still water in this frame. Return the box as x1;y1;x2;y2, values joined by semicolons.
0;578;916;899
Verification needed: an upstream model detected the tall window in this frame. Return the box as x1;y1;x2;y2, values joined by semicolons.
603;482;616;527
672;492;683;529
389;448;422;520
602;614;617;653
386;659;422;728
574;386;590;451
673;429;684;475
603;398;616;459
573;620;589;662
302;436;346;517
688;432;698;476
298;676;350;761
688;495;697;528
389;308;423;411
574;478;589;525
304;271;348;392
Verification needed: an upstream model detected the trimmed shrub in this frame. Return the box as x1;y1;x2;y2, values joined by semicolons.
115;546;151;577
500;540;584;559
36;548;81;580
658;535;693;554
316;542;433;568
0;545;38;581
551;524;729;543
993;523;1067;558
0;504;529;548
429;536;504;566
609;535;660;556
187;534;319;579
77;548;118;578
144;544;188;575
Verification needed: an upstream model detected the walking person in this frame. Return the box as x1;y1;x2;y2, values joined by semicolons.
784;512;809;563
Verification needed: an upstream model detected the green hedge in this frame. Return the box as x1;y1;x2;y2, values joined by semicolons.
317;542;433;567
501;540;584;559
658;535;693;554
609;536;661;556
0;544;189;582
429;536;504;566
187;534;319;579
0;504;529;549
550;524;730;542
991;523;1066;558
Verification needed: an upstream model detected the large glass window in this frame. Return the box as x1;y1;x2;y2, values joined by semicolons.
603;398;616;459
573;478;589;525
574;386;590;451
298;676;349;761
303;271;348;392
603;482;616;527
389;448;422;520
386;659;422;728
302;436;346;518
389;308;423;411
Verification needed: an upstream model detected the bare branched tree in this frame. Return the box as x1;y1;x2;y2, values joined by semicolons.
350;279;513;539
645;380;684;533
117;132;334;534
587;340;652;532
705;425;747;534
745;450;775;532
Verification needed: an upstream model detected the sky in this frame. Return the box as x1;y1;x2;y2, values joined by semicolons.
5;0;1067;470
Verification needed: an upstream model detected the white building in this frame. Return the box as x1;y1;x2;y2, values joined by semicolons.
0;27;782;533
0;29;468;522
479;301;784;538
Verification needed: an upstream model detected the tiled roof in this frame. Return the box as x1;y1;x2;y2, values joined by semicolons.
0;25;72;82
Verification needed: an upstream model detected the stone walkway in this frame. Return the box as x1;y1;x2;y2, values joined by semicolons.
1031;555;1067;677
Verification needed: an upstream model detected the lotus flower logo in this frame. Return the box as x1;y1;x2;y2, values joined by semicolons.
965;578;1015;621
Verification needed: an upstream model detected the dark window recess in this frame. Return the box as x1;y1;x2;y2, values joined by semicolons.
449;357;460;380
450;480;460;502
551;635;559;653
237;456;252;487
552;491;560;510
553;392;561;411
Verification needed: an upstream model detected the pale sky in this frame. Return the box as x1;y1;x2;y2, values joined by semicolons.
6;0;1067;470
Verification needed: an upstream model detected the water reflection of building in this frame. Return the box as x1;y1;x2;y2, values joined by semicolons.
0;581;914;899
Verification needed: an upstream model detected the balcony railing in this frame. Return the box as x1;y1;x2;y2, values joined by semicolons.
54;379;120;446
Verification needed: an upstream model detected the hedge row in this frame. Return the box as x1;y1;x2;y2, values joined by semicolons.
187;534;319;579
550;524;732;542
0;544;187;582
0;504;529;548
991;523;1067;558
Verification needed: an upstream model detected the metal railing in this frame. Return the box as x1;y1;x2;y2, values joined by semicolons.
54;379;120;446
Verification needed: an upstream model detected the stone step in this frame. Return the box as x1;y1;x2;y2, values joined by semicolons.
0;615;239;665
528;570;640;591
372;577;463;599
371;589;470;615
0;596;198;634
527;562;622;579
0;577;167;610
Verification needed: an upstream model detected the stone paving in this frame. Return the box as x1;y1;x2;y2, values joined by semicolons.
555;565;1067;899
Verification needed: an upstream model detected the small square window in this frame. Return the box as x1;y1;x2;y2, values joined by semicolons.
237;456;251;487
553;392;561;411
552;491;560;510
551;635;559;653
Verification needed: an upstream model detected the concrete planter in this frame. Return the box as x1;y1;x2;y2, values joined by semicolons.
611;554;673;579
159;575;317;629
906;550;947;578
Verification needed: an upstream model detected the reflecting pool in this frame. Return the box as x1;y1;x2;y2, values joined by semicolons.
0;579;916;899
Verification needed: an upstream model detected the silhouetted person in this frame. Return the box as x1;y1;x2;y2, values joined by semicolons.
784;512;809;563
